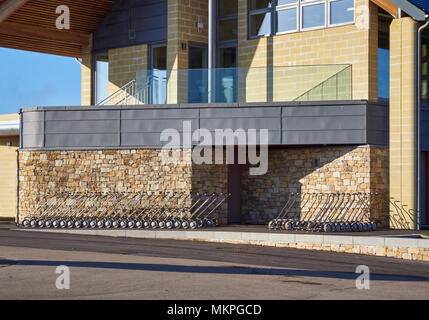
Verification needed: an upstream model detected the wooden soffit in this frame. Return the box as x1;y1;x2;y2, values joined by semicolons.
371;0;399;18
0;0;115;57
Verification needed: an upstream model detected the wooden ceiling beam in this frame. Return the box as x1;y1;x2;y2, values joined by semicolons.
0;0;30;23
371;0;399;18
0;21;90;45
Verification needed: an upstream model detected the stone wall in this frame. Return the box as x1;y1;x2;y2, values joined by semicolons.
18;145;389;227
241;145;389;226
18;149;228;223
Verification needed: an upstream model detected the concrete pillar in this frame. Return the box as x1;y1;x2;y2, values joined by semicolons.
389;17;418;229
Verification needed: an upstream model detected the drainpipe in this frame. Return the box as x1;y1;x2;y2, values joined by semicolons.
417;15;429;230
208;0;214;103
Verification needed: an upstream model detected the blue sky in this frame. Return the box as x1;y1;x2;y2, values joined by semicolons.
0;48;81;115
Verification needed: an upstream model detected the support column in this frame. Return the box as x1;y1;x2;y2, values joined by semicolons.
389;17;418;229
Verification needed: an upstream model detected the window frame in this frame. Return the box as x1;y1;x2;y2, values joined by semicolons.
275;3;299;35
328;0;355;28
248;1;274;39
247;0;355;39
300;0;326;32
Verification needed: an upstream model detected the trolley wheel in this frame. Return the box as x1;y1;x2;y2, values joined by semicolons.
120;220;128;229
173;220;181;229
128;220;136;229
59;220;67;229
74;220;82;229
37;220;45;228
30;219;37;228
166;220;173;229
182;220;189;229
104;219;112;228
22;219;30;228
135;219;143;229
89;220;97;229
150;220;157;229
371;222;377;231
96;220;104;229
158;221;166;229
189;220;197;229
143;220;150;229
66;220;74;228
81;220;89;228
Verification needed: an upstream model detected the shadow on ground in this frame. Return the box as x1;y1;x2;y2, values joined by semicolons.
0;259;426;282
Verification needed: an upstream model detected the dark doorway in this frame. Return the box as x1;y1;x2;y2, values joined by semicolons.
188;43;208;103
227;163;242;224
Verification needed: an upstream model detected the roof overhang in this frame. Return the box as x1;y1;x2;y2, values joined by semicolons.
0;0;115;57
0;120;19;136
389;0;427;21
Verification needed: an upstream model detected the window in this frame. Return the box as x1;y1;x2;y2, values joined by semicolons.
248;0;354;38
329;0;354;25
94;52;109;105
301;2;325;30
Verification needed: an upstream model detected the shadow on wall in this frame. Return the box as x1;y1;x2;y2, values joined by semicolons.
0;259;426;281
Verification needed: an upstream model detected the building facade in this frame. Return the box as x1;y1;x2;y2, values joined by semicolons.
1;0;429;229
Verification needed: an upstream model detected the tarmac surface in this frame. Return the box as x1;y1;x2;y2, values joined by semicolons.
0;223;428;299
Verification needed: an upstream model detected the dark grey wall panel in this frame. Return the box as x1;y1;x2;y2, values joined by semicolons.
283;115;366;131
367;104;389;146
45;134;120;148
122;119;198;133
22;134;44;149
45;120;120;134
20;101;389;150
93;0;167;52
45;110;119;121
283;130;366;145
422;108;429;151
122;109;198;120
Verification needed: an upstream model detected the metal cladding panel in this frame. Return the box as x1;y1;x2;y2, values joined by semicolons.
121;108;198;120
45;110;119;121
93;0;167;51
44;134;120;148
422;109;429;151
45;120;120;134
22;134;44;149
282;130;366;145
20;101;389;149
122;119;198;133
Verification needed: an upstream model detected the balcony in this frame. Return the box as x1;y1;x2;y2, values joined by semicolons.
97;64;352;106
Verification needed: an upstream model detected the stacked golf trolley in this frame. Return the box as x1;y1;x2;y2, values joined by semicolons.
268;193;378;232
20;191;229;230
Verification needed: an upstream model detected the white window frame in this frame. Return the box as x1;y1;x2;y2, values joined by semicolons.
328;0;355;27
300;0;326;31
275;3;299;35
248;0;354;39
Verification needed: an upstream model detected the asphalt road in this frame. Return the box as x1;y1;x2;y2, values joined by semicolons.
0;223;428;299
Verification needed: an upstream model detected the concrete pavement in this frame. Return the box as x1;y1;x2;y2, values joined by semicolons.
0;224;428;299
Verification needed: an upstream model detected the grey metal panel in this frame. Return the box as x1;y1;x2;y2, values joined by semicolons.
389;0;426;21
367;104;389;146
199;130;281;145
23;111;44;122
45;134;120;148
122;133;182;147
282;130;366;145
282;105;366;117
22;134;44;148
93;0;167;51
122;119;198;133
45;110;119;121
421;109;429;151
121;108;198;120
200;107;280;118
201;118;281;131
20;101;389;149
45;120;120;134
22;119;44;135
283;115;366;131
